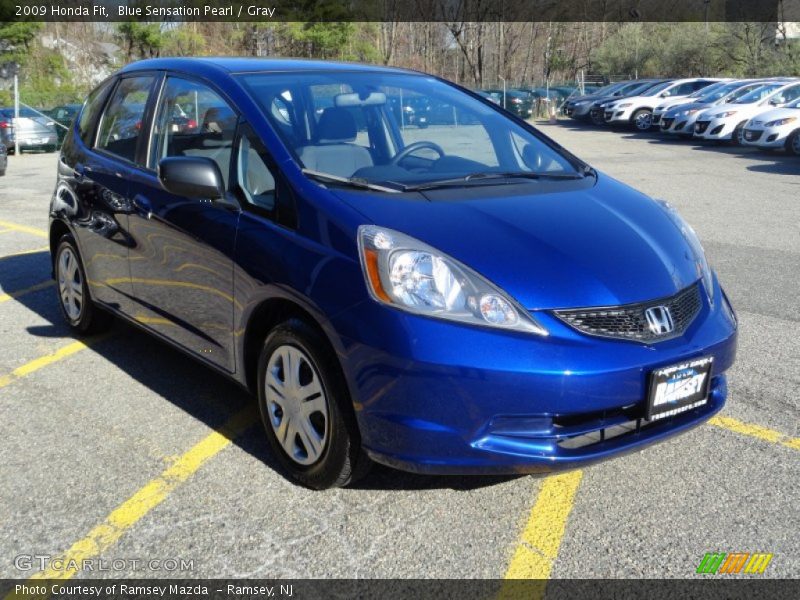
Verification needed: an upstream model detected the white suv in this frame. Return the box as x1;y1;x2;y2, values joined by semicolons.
603;78;720;131
693;81;800;144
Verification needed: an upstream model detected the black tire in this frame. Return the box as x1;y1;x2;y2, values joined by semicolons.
631;109;652;132
785;130;800;156
731;121;747;146
590;111;605;126
54;234;113;335
256;318;370;489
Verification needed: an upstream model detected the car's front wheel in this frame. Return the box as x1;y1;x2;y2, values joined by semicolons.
257;318;370;489
731;121;747;145
786;130;800;156
54;234;113;334
632;109;652;131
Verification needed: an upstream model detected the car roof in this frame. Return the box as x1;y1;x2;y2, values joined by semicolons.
120;57;421;78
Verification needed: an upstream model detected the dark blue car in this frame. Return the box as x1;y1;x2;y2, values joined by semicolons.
50;58;738;489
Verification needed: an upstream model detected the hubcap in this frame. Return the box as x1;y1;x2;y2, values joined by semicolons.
57;247;83;321
635;112;651;130
265;345;328;466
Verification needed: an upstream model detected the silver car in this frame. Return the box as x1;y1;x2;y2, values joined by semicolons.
0;108;58;153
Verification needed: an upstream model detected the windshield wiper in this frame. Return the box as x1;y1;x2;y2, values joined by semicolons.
302;169;402;194
402;170;587;191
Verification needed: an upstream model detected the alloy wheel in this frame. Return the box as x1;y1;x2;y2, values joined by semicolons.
265;345;329;466
634;111;652;131
57;246;83;322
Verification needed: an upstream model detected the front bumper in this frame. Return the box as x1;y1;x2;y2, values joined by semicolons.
742;126;792;148
693;118;736;140
604;107;634;124
331;278;738;475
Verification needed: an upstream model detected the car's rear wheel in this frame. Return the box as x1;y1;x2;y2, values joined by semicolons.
786;130;800;156
55;234;113;334
257;318;370;489
632;109;652;131
590;110;605;126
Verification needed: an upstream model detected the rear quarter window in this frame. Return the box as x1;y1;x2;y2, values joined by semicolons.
77;79;114;146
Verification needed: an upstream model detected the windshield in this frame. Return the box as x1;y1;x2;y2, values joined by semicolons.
733;84;784;104
616;80;657;96
688;81;725;98
240;71;579;188
698;81;751;103
641;81;674;96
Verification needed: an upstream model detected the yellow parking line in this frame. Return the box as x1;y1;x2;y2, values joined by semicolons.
26;405;257;580
0;280;54;304
0;336;107;390
0;245;49;259
709;415;800;452
499;469;583;598
0;220;48;239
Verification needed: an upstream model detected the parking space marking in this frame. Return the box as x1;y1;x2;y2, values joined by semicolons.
26;405;258;580
0;280;54;304
0;245;49;259
503;469;584;583
0;220;47;239
710;415;800;451
0;337;108;390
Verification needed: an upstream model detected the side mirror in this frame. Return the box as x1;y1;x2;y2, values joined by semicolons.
158;156;225;200
521;144;543;171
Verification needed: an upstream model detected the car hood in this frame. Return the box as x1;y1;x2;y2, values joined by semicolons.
656;97;694;111
333;173;701;310
747;107;799;125
698;102;762;119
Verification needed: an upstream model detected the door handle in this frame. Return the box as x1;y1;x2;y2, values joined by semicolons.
132;195;153;220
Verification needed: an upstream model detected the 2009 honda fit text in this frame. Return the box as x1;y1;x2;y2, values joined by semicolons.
50;58;737;489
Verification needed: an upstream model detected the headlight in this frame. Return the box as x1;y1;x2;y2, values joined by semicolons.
656;201;714;305
765;116;797;127
713;111;737;118
358;226;547;335
617;103;632;108
684;108;699;115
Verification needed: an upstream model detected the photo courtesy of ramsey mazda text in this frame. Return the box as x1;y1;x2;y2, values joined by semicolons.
49;57;737;489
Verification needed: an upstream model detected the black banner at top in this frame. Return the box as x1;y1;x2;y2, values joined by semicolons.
2;0;799;22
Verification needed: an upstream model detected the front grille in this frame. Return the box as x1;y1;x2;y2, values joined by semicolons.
744;129;763;142
661;117;674;129
675;121;686;131
695;120;710;134
553;283;702;342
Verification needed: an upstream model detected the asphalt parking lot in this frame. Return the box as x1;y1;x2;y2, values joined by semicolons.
0;123;797;583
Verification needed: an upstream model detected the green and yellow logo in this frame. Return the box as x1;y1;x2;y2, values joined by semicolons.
696;552;773;574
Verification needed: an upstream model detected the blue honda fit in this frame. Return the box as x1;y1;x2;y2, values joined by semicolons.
50;58;737;488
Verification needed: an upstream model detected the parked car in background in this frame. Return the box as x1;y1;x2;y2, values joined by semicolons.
0;107;59;153
563;80;631;119
659;79;770;137
603;78;719;131
475;90;501;105
742;96;800;154
693;80;800;144
587;80;666;125
47;104;82;145
651;80;728;126
482;88;534;118
0;142;6;176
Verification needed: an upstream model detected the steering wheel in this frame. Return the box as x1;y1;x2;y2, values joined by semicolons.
389;141;445;166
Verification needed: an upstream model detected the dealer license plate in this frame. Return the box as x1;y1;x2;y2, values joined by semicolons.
646;357;713;421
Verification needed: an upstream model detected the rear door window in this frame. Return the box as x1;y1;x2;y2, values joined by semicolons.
96;76;155;163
